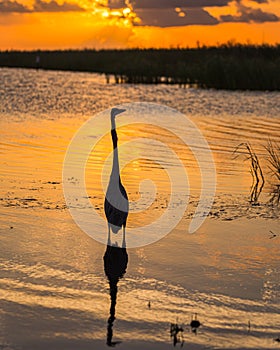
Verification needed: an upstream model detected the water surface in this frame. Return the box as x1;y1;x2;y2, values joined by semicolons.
0;68;279;350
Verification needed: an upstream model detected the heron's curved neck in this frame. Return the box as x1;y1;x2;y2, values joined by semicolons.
110;117;120;178
111;116;116;131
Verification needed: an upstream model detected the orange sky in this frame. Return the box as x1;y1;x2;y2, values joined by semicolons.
0;0;280;50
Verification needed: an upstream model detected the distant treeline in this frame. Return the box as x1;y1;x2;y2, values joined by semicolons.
0;44;280;90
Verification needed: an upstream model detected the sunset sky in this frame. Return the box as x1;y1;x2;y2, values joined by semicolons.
1;0;280;49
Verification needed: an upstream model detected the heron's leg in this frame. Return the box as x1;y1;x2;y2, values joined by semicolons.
122;225;126;248
107;223;112;246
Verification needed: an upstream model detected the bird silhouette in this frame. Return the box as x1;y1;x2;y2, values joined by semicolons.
103;107;129;347
190;313;201;333
104;108;128;237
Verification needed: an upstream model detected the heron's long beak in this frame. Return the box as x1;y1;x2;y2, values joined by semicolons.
111;108;126;118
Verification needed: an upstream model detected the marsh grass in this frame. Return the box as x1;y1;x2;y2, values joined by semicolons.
265;140;280;182
234;141;280;206
0;43;280;90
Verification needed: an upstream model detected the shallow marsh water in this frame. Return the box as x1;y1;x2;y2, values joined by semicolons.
0;68;279;350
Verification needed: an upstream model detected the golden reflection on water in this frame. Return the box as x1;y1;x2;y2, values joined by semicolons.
85;122;205;229
0;69;280;349
1;258;279;348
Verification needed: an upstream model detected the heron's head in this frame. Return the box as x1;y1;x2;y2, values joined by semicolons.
111;108;126;119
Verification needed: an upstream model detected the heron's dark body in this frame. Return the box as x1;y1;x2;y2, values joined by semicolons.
104;129;129;233
104;183;128;229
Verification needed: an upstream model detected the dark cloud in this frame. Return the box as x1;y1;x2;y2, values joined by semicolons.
0;0;31;13
108;0;127;8
0;0;84;13
220;2;279;22
108;0;279;27
108;0;223;26
108;0;230;9
131;0;230;9
249;0;268;3
33;0;84;12
136;7;218;26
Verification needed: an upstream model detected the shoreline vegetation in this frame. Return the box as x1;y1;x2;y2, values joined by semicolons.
0;43;280;90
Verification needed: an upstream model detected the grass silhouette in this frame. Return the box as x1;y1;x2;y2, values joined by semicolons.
1;43;279;90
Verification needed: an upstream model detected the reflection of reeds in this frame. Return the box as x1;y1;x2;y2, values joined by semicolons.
233;143;264;204
265;140;280;182
268;185;280;207
170;322;184;347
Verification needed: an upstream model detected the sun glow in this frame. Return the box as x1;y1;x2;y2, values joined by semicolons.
123;7;131;16
0;0;279;50
102;10;109;18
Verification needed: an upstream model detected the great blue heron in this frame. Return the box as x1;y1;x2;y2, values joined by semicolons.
104;108;128;238
103;108;129;346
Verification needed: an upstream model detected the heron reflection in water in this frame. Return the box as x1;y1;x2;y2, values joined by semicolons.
103;108;128;347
